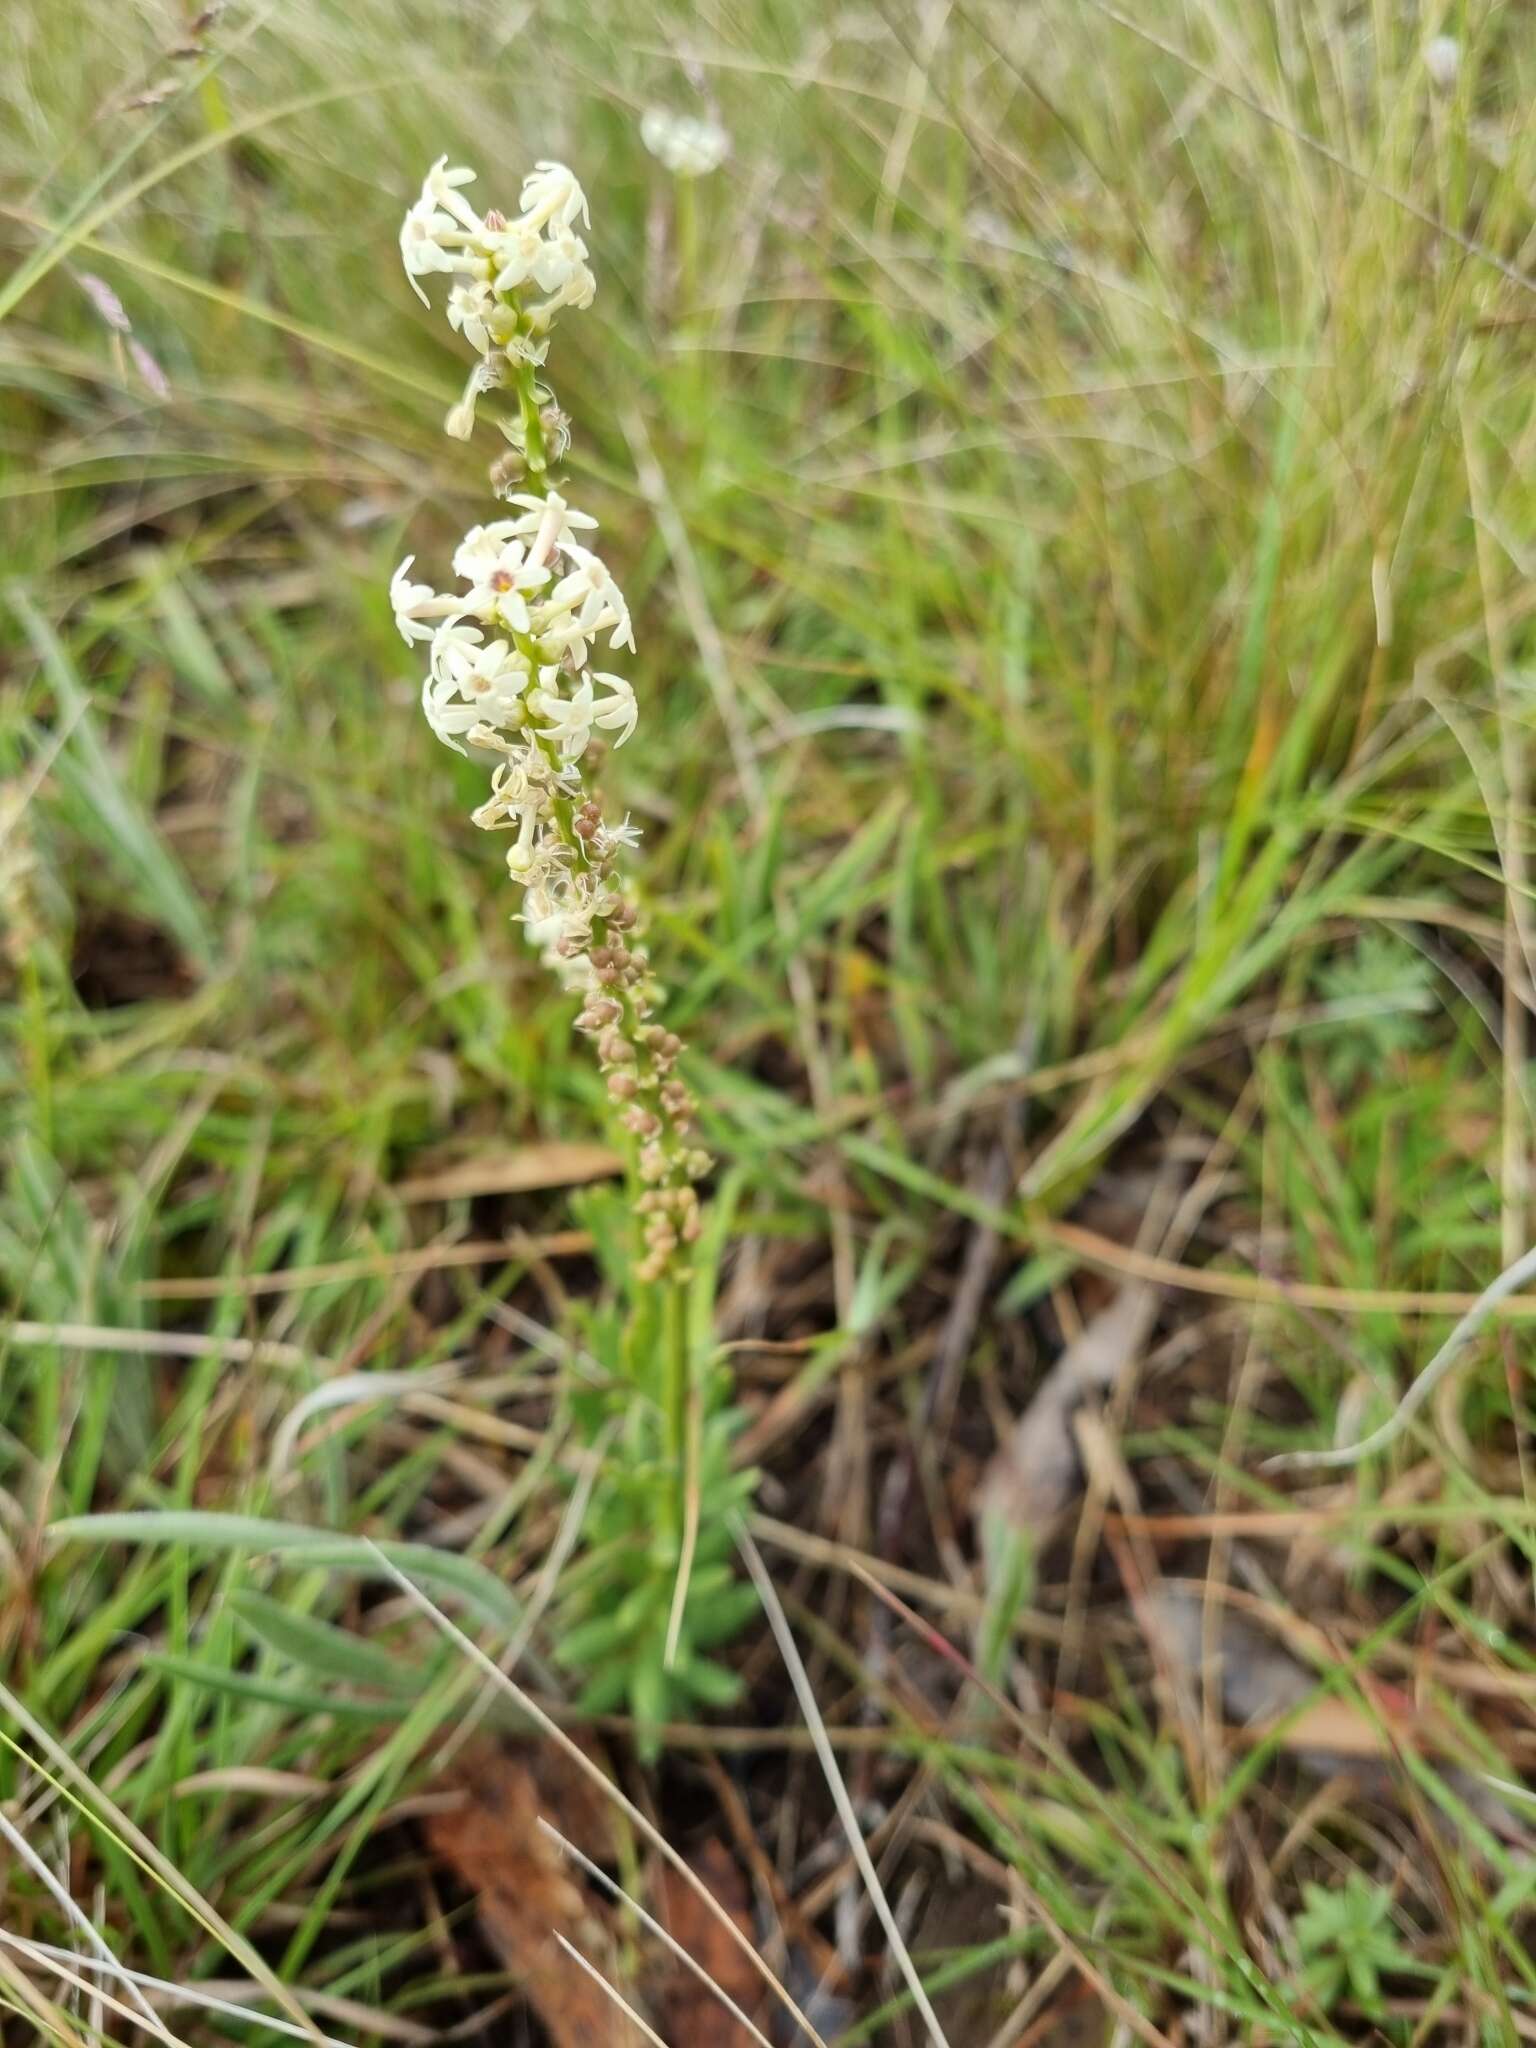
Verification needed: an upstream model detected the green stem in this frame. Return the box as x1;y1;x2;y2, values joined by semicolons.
515;360;547;475
674;178;703;419
660;1273;690;1532
506;674;695;1225
675;175;698;321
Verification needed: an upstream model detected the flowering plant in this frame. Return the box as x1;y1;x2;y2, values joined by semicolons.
639;108;730;178
394;155;753;1739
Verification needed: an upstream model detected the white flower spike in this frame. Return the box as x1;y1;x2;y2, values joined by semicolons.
394;152;710;1274
640;109;730;179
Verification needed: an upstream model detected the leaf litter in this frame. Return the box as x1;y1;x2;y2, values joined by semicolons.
650;1840;774;2048
427;1743;779;2046
425;1745;648;2048
969;1271;1534;1851
1147;1590;1534;1843
977;1284;1162;1545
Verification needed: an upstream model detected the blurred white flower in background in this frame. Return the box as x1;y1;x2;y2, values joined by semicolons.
1425;35;1460;91
640;108;730;178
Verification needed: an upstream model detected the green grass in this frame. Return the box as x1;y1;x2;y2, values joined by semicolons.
2;0;1535;2039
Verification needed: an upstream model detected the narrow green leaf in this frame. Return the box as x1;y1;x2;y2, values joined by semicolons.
49;1512;524;1635
145;1654;406;1723
230;1590;425;1693
10;591;214;968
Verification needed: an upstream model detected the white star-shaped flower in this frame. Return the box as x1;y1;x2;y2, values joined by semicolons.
487;219;547;295
589;672;638;747
446;281;497;353
528;674;596;759
422;619;531;751
452;522;519;579
390;556;460;644
459;536;550;632
518;160;590;232
501;491;600;557
531;226;590;295
546;546;635;652
424;157;483;229
398;196;463;301
399;159;484;303
471;755;540;832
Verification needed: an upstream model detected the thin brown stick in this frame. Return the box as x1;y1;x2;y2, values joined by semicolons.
134;1230;592;1300
1039;1219;1536;1320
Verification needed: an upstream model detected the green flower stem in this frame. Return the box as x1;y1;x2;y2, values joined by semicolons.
514;359;548;476
675;175;698;318
661;1271;690;1537
500;662;699;1512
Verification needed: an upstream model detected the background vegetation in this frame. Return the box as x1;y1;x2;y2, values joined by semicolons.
2;0;1535;2040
